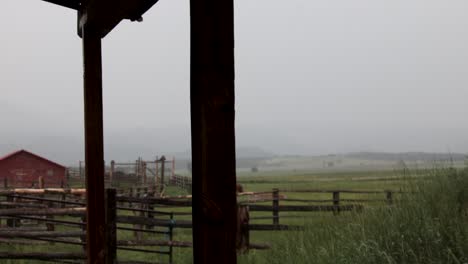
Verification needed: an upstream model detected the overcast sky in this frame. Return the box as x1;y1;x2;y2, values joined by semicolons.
1;0;468;164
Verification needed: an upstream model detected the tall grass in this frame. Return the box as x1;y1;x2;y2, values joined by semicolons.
241;168;468;264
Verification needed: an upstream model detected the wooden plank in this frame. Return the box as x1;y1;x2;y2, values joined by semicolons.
0;207;86;216
247;224;303;231
116;215;192;228
0;230;84;238
281;189;400;194
116;196;191;206
248;204;362;212
117;240;192;248
0;252;86;260
0;189;86;195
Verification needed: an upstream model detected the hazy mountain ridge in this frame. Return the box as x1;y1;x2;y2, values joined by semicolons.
344;152;466;162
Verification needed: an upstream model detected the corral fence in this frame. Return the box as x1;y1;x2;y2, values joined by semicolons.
0;187;403;262
169;175;192;193
0;188;191;263
239;188;401;226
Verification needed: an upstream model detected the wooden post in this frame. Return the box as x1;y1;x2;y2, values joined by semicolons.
79;161;83;179
169;212;174;264
38;176;45;189
155;156;159;184
236;205;250;252
142;162;147;185
110;160;115;186
190;0;237;261
272;189;279;225
386;191;393;205
46;201;55;232
333;191;340;215
172;157;175;180
6;195;14;228
4;178;7;189
80;216;87;251
82;24;106;263
105;188;117;264
147;188;155;230
160;156;166;193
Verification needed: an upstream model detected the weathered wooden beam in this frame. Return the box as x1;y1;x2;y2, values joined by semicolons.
0;252;86;260
190;0;236;262
116;215;192;228
248;204;363;212
117;240;192;247
0;207;86;216
247;224;303;231
0;188;86;195
82;23;106;264
281;189;401;194
0;230;85;238
116;196;191;206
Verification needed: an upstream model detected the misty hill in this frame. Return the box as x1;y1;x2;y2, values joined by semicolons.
344;152;467;162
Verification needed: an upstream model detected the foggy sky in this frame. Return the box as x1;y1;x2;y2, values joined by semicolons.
1;0;468;164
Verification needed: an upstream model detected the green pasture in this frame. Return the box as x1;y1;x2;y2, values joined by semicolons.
1;167;467;263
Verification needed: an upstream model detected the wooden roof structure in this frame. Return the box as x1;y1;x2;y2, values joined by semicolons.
30;0;237;263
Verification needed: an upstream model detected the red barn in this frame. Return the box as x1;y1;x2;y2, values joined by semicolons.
0;150;66;188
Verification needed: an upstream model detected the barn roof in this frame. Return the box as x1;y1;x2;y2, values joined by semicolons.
0;149;66;169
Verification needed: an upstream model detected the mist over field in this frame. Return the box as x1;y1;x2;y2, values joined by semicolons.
2;0;468;164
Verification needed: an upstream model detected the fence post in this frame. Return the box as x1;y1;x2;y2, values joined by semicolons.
333;191;340;215
169;212;174;264
80;216;87;251
110;160;115;187
46;201;55;232
272;188;279;225
236;205;250;253
160;156;166;193
155;157;159;186
105;188;117;264
172;157;175;181
386;190;393;205
6;195;14;227
142;162;147;185
147;189;155;230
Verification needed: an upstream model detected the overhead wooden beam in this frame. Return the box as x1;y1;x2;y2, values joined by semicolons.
190;0;237;263
82;23;106;264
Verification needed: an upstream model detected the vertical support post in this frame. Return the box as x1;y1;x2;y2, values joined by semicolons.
155;156;159;182
172;157;175;180
46;201;55;231
190;0;236;261
79;161;83;179
160;156;166;193
272;188;279;225
142;162;147;185
6;195;14;227
38;176;45;189
105;188;117;264
169;212;174;264
82;24;106;264
136;159;139;183
386;190;393;205
110;160;115;186
333;191;340;215
4;178;7;189
236;205;250;252
80;215;87;251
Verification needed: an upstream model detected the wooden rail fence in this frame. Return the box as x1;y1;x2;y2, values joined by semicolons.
0;187;402;262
